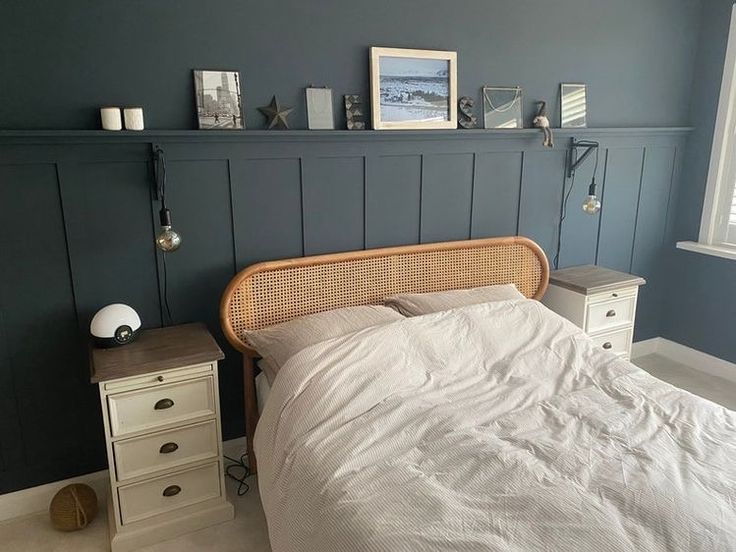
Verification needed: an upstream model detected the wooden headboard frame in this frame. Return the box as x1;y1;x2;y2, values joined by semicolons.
219;236;549;471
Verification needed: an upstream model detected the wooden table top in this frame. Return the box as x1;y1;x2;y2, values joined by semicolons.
549;265;646;295
90;322;224;383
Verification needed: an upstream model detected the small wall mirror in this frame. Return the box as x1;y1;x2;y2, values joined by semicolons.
560;83;587;128
482;86;523;129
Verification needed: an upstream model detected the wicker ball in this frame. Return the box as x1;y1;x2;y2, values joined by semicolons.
49;484;98;531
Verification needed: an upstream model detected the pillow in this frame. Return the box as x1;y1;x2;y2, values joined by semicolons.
246;305;403;383
384;284;525;316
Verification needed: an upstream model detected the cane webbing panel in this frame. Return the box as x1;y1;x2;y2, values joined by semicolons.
220;237;548;353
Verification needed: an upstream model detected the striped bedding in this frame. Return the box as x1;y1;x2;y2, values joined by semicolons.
255;299;736;552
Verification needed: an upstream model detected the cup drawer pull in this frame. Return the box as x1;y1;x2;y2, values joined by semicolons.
154;398;175;410
602;342;613;350
162;485;181;497
606;309;617;318
159;442;179;454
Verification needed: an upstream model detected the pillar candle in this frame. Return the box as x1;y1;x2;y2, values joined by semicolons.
100;107;122;131
123;107;145;131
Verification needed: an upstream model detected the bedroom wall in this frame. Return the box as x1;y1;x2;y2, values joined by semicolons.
660;0;736;365
0;0;702;494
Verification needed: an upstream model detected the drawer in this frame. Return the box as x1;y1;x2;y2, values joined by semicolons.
591;328;632;357
113;420;219;481
108;376;215;437
118;461;221;525
585;295;636;334
104;363;213;392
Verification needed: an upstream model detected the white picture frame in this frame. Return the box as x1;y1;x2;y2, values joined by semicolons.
370;47;457;130
305;87;335;130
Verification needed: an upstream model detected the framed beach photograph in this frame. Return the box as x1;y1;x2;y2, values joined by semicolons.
193;69;245;129
370;47;457;130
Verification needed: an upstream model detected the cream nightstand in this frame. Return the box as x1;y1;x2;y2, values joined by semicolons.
91;323;234;552
542;265;646;360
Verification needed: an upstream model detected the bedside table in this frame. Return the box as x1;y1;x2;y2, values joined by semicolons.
542;265;646;360
91;323;234;552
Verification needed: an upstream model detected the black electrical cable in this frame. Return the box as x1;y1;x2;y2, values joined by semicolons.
154;147;173;324
224;452;253;496
161;251;173;324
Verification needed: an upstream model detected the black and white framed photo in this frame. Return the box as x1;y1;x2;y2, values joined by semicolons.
193;70;244;129
305;87;335;130
370;47;457;130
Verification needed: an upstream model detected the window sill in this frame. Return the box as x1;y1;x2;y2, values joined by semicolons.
676;241;736;261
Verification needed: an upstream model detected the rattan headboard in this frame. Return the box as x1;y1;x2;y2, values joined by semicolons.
220;236;549;354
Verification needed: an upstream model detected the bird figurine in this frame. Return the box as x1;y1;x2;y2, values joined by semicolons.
533;101;554;148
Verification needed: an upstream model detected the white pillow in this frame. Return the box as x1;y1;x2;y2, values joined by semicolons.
245;305;403;383
384;284;525;316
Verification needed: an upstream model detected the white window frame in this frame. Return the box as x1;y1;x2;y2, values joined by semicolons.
677;4;736;261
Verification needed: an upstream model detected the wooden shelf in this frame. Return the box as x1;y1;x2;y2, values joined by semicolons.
0;127;694;144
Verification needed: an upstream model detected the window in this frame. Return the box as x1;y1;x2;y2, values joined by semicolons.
677;4;736;261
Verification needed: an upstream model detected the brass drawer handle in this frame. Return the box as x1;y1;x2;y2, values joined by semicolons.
602;342;613;350
154;398;175;410
606;309;616;318
162;485;181;497
159;442;179;454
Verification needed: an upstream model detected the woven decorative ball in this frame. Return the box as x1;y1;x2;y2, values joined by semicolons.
49;483;98;531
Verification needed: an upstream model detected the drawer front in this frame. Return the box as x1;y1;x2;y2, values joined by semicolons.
104;363;213;392
586;296;636;334
118;461;221;525
591;328;632;357
108;376;215;437
113;420;219;481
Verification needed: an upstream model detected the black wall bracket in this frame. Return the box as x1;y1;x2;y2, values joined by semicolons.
567;138;600;178
152;143;165;200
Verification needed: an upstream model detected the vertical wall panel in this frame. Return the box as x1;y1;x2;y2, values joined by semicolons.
155;159;242;437
421;153;474;243
366;155;421;248
518;150;567;259
302;157;364;255
471;152;522;238
61;161;161;329
0;164;96;492
597;148;645;272
230;158;303;269
632;147;676;340
558;152;602;268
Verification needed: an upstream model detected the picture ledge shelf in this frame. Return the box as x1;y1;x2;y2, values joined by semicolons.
0;127;693;144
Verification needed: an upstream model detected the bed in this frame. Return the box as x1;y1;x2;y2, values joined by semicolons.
220;237;736;551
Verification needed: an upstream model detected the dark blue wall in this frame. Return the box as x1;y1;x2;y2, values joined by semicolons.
1;0;700;130
662;0;736;364
0;0;703;494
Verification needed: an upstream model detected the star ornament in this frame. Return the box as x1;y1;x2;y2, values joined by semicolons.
258;96;293;130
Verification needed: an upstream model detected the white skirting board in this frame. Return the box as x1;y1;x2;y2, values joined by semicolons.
632;337;736;384
0;436;247;523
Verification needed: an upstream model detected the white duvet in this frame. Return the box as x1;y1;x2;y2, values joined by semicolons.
255;300;736;552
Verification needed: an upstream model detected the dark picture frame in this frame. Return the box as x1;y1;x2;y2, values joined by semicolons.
193;70;245;130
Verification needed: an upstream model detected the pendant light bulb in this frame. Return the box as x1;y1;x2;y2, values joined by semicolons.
582;178;601;215
155;207;181;252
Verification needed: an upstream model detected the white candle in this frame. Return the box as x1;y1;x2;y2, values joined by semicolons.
100;107;122;131
123;107;145;131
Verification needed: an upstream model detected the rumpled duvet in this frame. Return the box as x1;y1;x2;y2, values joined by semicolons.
254;299;736;551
